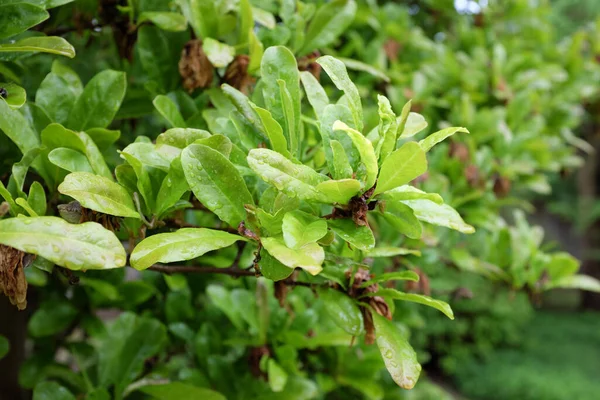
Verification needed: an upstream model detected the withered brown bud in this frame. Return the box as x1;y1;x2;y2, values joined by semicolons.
179;39;214;93
384;39;402;61
404;268;430;296
58;201;83;224
0;244;32;310
493;175;511;198
298;50;321;80
0;201;9;217
411;171;429;185
449;142;470;163
464;165;480;187
224;55;255;95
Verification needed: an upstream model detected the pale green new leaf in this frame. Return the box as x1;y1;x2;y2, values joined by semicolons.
282;210;328;249
332;120;377;189
156;128;210;149
268;359;288;393
0;37;75;58
401;199;475;234
419;127;469;152
203;38;235;68
546;275;600;293
399;112;427;139
378;185;443;205
316;179;361;205
247;148;328;201
365;248;421;258
0;217;126;270
300;71;329;120
365;289;454;319
262;237;324;275
48;148;93;173
251;104;290;157
182;144;254;226
130;228;245;270
317;56;363;131
359;271;420;288
372;312;421;389
0;82;26;109
374;142;427;196
327;219;375;251
58;172;140;218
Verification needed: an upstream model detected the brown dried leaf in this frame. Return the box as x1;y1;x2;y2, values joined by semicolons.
0;244;30;310
179;39;214;93
224;55;255;95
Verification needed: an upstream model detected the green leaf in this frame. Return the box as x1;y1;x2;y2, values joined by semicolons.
374;142;427;196
247;148;328;201
28;181;46;216
153;95;187;128
16;198;38;217
318;288;363;336
139;382;225;400
97;313;166;396
0;96;40;154
329;139;353;180
359;271;420;288
32;381;75;400
206;285;246;330
239;0;253;43
251;104;290;157
58;172;140;218
332;120;377;189
29;299;77;337
399;112;427;138
130;228;244;270
11;147;43;196
338;57;390;82
365;248;421;258
327;219;375;251
372;312;421;389
155;157;189;217
181;0;218;39
401;199;475;234
203;38;235;68
42;124;112;180
299;0;356;56
137;26;181;93
0;335;9;360
366;289;454;319
262;237;324;275
0;217;126;270
378;185;443;205
248;30;264;75
48;148;93;173
182;144;254;226
546;275;600;292
300;71;329;120
315;179;361;205
36;60;82;124
379;200;422;239
84;129;119;151
67;70;126;131
0;3;48;40
282;210;327;249
138;12;187;31
156;128;210;148
268;359;288;392
317;56;363;131
259;250;294;281
261;46;301;156
0;36;75;58
193;134;232;157
121;142;171;171
419;127;469;152
0;82;26;109
277;79;299;156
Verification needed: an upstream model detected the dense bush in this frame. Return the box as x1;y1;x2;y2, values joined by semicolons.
1;1;600;399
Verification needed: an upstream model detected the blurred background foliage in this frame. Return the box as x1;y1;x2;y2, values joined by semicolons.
2;0;600;399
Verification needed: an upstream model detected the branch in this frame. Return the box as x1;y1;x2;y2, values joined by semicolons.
146;264;256;277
